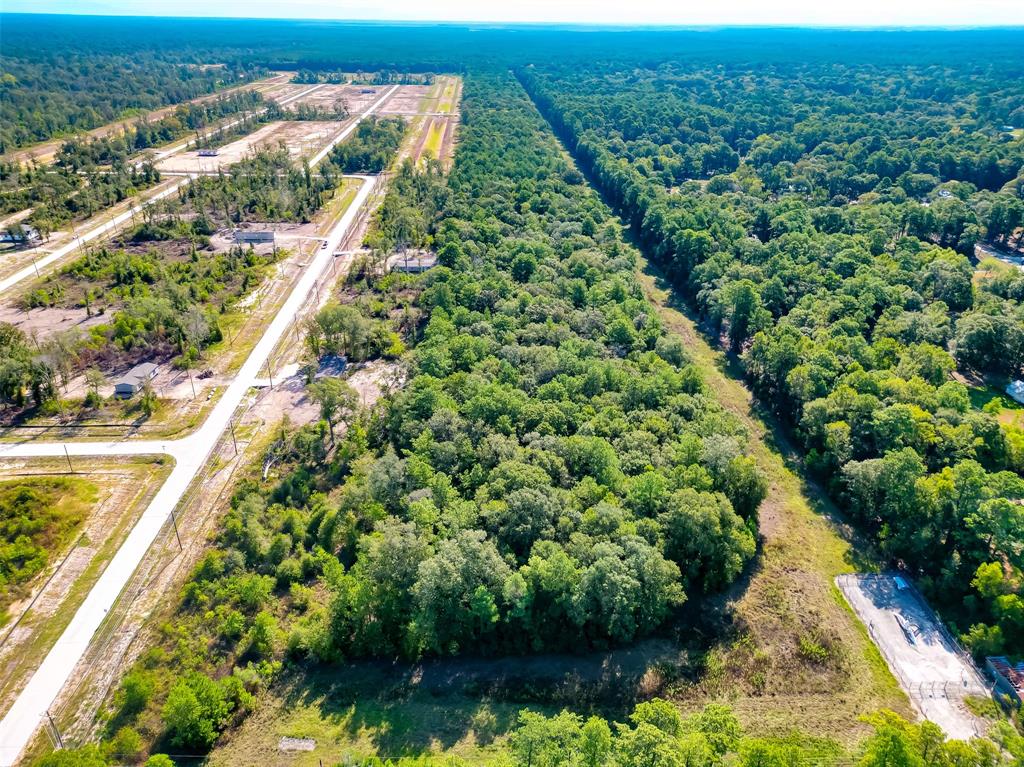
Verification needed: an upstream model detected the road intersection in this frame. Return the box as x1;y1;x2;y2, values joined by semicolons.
0;83;400;766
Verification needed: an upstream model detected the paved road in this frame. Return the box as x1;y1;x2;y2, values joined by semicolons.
0;83;399;767
0;83;325;297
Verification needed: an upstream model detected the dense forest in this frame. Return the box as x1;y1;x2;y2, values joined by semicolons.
65;71;776;763
0;46;264;152
516;60;1024;658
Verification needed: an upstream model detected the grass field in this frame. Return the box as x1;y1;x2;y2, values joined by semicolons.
0;457;172;719
0;475;98;623
632;252;911;743
422;120;444;161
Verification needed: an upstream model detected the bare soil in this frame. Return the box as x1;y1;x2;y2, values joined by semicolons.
3;73;293;167
0;456;170;719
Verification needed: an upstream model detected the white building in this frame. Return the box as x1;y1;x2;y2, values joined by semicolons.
113;362;159;398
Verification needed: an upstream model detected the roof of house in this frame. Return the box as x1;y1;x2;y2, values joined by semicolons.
989;656;1024;695
114;362;158;388
1006;380;1024;404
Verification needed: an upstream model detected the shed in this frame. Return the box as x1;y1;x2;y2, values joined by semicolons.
198;148;219;157
986;656;1023;708
113;362;159;398
233;229;276;245
1006;380;1024;405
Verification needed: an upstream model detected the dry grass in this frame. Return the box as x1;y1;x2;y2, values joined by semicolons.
634;253;911;743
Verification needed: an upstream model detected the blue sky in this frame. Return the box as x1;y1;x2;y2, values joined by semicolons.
5;0;1024;26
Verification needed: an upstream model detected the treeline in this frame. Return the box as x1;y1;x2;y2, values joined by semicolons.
265;101;349;121
0;53;264;153
517;64;1024;656
0;159;161;237
328;117;406;173
0;89;266;235
54;90;266;169
84;72;766;761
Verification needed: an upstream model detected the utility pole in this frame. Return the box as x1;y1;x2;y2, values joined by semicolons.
46;710;64;750
169;509;182;551
267;359;275;390
63;445;73;473
187;367;196;399
229;418;238;456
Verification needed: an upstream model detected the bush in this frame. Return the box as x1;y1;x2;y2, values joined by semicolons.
161;673;230;749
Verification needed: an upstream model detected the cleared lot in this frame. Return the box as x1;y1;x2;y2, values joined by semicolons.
153;119;340;173
836;573;990;739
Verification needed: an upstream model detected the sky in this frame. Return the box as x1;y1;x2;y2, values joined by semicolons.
5;0;1024;26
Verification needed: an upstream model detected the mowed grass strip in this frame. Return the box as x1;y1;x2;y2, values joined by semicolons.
634;252;910;744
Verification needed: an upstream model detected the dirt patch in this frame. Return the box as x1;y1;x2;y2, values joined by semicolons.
377;85;434;115
0;457;170;718
154;119;345;174
0;304;106;341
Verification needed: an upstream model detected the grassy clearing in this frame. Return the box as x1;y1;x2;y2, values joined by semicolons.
633;253;911;744
0;457;171;714
212;666;523;766
423;121;444;161
0;475;98;622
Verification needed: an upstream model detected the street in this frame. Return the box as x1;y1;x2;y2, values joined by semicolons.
0;83;399;766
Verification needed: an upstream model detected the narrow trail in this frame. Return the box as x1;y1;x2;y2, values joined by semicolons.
0;84;401;767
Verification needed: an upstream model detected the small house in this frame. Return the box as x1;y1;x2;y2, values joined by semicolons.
0;226;41;245
113;362;159;398
389;251;437;274
1006;380;1024;405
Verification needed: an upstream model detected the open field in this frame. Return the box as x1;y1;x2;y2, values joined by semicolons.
379;84;434;115
837;574;990;739
0;457;171;721
154;119;338;172
285;84;389;113
394;77;461;167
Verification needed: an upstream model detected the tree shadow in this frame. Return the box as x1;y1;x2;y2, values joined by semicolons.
275;637;703;757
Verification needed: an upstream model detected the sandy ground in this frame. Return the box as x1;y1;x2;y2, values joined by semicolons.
2;73;294;167
0;304;106;341
154;119;337;173
378;84;434;115
0;457;168;718
287;84;389;114
836;574;990;739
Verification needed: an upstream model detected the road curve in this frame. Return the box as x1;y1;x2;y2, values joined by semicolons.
0;84;399;766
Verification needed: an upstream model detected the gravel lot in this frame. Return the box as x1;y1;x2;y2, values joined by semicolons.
836;573;990;739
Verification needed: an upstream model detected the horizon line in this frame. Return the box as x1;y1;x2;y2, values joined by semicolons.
2;11;1024;30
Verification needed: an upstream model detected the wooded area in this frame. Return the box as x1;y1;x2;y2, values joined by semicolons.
517;58;1024;661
